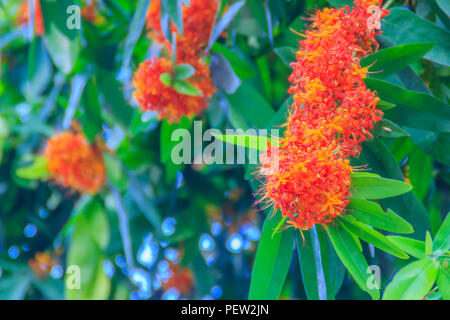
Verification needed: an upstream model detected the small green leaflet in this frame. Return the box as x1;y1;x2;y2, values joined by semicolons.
16;156;50;180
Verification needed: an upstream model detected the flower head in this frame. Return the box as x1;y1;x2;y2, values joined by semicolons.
44;131;106;194
133;57;215;123
257;0;388;230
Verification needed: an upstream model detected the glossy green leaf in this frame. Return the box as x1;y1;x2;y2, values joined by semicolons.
386;236;425;259
432;213;450;253
437;263;450;300
381;8;450;66
377;100;396;110
353;138;430;240
326;223;380;300
225;83;275;129
348;199;414;234
80;79;102;142
361;42;435;79
160;73;174;87
366;78;450;133
373;119;410;138
351;175;412;200
249;213;295;300
65;214;111;300
340;216;409;259
174;64;195;80
173;80;203;96
408;148;433;201
383;259;438;300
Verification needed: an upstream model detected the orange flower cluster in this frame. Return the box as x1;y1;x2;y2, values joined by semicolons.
161;263;194;295
258;0;389;230
81;0;98;23
44;131;106;194
16;0;45;36
133;0;218;123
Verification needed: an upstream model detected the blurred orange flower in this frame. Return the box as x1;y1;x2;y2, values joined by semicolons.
44;131;106;194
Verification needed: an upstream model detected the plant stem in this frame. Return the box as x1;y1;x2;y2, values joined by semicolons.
311;225;327;300
382;0;395;10
111;186;134;270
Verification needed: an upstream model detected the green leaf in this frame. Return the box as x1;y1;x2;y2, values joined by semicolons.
326;223;380;300
249;213;295;300
225;83;275;130
41;0;81;74
173;80;203;96
160;117;191;164
16;156;50;180
97;69;133;127
80;79;102;142
437;263;450;300
433;214;450;253
408;148;433;201
274;47;296;67
297;228;345;300
377;100;396;110
340;216;409;259
174;64;195;80
383;259;438;300
386;236;425;259
103;153;128;191
425;231;433;257
381;8;450;66
366;78;450;133
351;176;412;200
373;119;410;138
353;138;431;240
65;215;111;299
160;73;174;87
83;200;110;250
348;199;414;234
361;42;435;79
212;133;279;151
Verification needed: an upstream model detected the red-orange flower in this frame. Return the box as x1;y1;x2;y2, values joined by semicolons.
44;131;106;194
135;0;219;122
161;263;194;295
81;0;98;23
133;57;215;123
146;0;218;58
257;0;389;230
16;0;45;36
